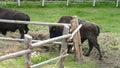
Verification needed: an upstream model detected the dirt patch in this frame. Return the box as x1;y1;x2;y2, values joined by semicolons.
90;33;120;68
91;46;120;68
0;41;23;55
28;31;49;40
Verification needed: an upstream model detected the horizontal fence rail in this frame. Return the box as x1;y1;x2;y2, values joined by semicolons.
0;37;73;45
32;34;72;47
31;54;69;68
70;24;82;40
0;34;71;61
0;49;32;61
0;19;71;26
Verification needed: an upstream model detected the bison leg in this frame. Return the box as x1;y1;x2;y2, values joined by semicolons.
85;40;94;56
1;31;7;35
87;37;102;60
58;44;72;53
19;28;24;39
24;25;29;34
94;42;102;60
67;45;73;53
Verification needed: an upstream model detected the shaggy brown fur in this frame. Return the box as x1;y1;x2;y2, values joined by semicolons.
49;16;102;60
0;8;30;39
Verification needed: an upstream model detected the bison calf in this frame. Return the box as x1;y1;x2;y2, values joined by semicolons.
49;16;102;60
0;8;30;39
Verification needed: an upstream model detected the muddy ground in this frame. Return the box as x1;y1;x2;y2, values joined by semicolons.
0;31;120;68
85;32;120;68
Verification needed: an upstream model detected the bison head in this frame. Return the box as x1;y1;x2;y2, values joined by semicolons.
49;16;72;38
49;26;63;38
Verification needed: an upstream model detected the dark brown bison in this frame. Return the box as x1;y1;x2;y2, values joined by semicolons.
49;16;102;60
0;8;30;39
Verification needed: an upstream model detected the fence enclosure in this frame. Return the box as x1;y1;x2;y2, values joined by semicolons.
0;0;119;7
0;16;83;68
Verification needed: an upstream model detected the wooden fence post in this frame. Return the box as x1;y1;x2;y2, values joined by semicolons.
24;34;32;68
42;0;45;7
59;25;69;68
93;0;96;7
116;0;119;7
71;16;83;62
18;0;20;6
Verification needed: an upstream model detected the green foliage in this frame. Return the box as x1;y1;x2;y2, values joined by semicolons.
31;53;50;64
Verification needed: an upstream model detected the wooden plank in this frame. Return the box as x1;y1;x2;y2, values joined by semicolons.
31;34;72;47
17;0;20;6
42;0;45;7
93;0;96;7
0;37;73;45
116;0;119;7
59;25;69;68
70;24;82;40
66;0;69;6
0;19;70;26
0;49;31;61
31;54;69;68
71;16;83;62
24;34;32;68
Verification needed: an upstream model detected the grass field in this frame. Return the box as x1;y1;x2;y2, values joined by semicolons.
0;2;120;68
1;2;120;32
17;7;120;32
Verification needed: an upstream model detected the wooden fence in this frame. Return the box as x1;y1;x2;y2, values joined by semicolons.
0;0;119;7
0;16;83;68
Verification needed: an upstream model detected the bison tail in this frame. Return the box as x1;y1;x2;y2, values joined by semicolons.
25;14;30;34
96;25;100;36
26;14;30;21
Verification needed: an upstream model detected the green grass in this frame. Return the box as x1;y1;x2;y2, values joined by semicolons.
31;53;95;68
40;55;95;68
0;53;95;68
16;7;120;32
1;2;119;32
0;57;24;68
27;7;120;32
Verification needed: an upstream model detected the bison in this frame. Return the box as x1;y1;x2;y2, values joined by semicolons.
0;8;30;39
49;16;102;60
